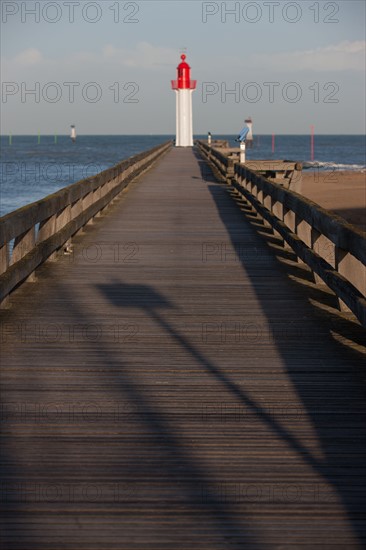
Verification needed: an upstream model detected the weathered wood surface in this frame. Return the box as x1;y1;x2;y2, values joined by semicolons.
197;140;237;184
1;148;365;549
196;141;366;325
232;164;366;325
196;140;303;191
0;142;172;305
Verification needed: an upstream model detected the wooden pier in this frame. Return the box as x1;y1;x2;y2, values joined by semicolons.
1;144;365;549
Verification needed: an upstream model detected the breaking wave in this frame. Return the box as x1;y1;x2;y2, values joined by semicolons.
303;161;366;172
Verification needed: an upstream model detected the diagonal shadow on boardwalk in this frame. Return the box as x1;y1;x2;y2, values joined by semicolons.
1;147;365;548
1;280;262;549
98;280;342;482
52;279;260;549
201;158;366;546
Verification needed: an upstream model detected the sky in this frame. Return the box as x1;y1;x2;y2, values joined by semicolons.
1;0;365;135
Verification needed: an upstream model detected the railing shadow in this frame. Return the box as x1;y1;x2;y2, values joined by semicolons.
229;191;366;349
332;207;366;232
203;172;366;546
93;280;261;547
195;148;366;348
0;275;264;548
1;147;365;548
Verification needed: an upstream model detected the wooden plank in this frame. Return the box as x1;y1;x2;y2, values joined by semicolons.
0;147;365;549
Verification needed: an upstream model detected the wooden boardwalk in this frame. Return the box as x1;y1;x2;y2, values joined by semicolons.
1;148;365;549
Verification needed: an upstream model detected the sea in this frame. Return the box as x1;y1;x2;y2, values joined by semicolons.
1;134;365;217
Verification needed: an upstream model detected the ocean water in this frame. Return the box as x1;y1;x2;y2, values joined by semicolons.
212;134;366;171
0;134;365;217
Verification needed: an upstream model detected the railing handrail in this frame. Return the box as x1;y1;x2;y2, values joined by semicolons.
196;139;302;190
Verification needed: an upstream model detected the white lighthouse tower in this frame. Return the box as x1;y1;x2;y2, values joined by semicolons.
245;116;253;147
171;54;196;147
70;125;76;143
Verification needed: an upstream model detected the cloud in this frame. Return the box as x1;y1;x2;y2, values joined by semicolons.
101;42;177;69
2;41;177;72
249;41;366;72
1;42;178;82
13;48;43;65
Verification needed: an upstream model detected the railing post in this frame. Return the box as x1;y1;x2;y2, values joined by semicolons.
289;163;303;193
0;244;9;274
37;214;58;261
0;244;10;307
335;247;365;312
56;204;72;251
82;192;94;222
240;142;246;164
311;228;336;285
283;207;296;251
271;198;284;239
295;215;311;264
226;158;234;184
93;186;103;218
257;187;264;204
310;228;323;284
11;227;37;282
262;193;272;228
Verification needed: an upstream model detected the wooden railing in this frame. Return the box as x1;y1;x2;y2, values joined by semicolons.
196;140;236;183
196;141;366;327
196;140;303;192
0;141;172;306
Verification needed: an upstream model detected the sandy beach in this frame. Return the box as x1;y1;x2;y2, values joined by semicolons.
301;171;366;232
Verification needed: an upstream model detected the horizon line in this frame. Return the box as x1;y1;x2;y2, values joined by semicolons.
1;133;365;137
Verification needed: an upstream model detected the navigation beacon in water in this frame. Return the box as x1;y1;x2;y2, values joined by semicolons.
171;54;197;147
70;125;76;143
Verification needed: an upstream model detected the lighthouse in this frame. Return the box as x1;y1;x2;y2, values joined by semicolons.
70;125;76;143
171;54;196;147
245;117;253;147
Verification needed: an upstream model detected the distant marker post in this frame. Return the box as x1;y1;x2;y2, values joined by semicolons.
9;133;12;146
310;125;314;161
240;141;246;164
54;134;57;144
38;131;41;145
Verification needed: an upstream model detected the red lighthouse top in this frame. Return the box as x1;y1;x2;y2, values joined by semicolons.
171;54;197;90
